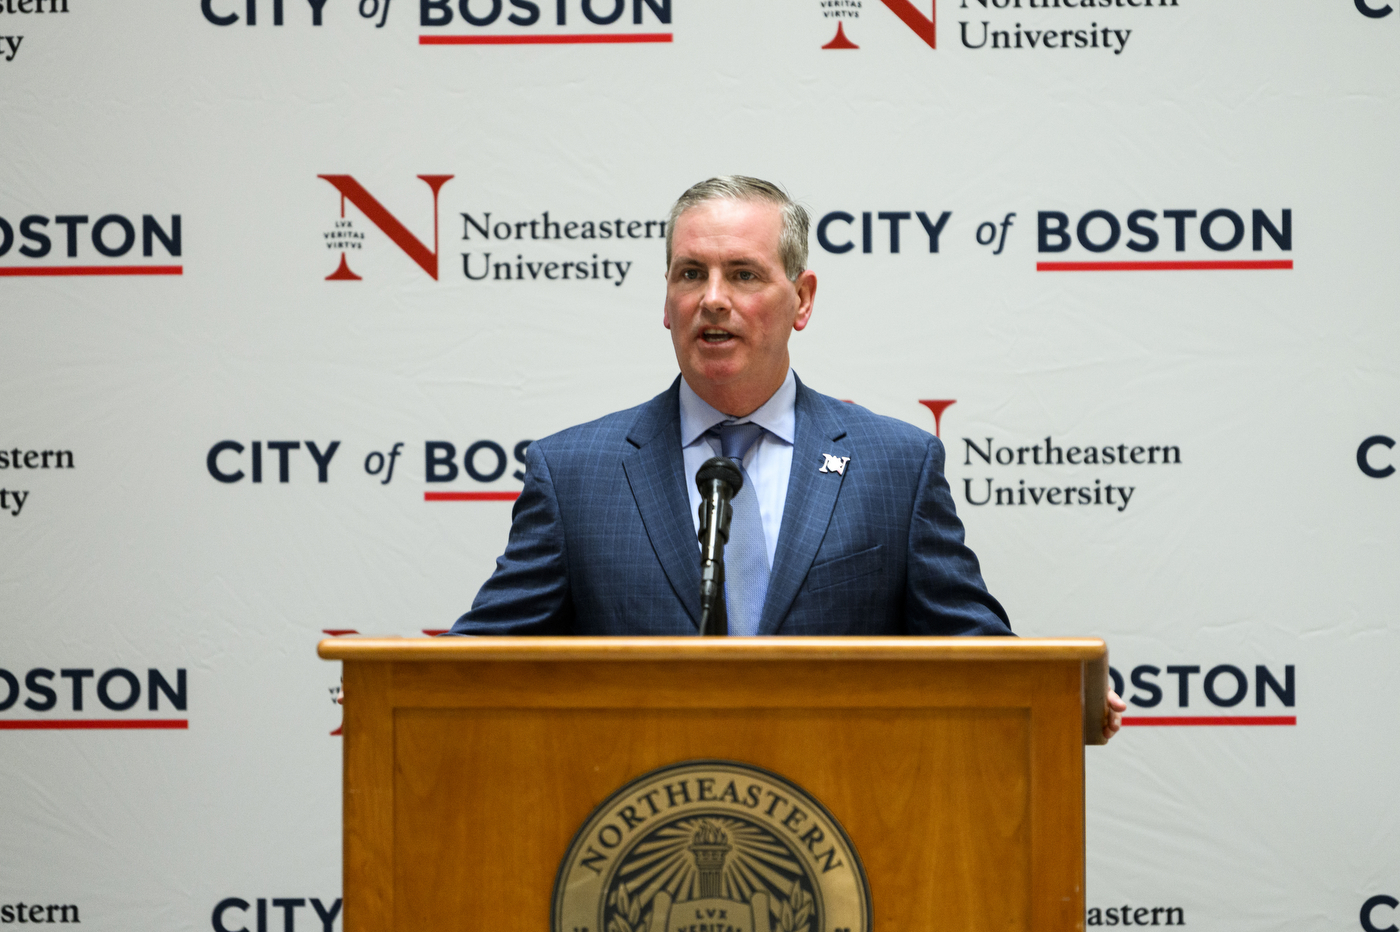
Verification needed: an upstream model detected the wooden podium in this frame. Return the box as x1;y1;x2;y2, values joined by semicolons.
318;637;1107;932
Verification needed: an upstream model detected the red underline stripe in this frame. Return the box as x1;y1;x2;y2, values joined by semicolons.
421;32;672;45
1122;715;1296;726
0;719;189;730
0;265;183;277
424;491;520;501
1037;260;1293;272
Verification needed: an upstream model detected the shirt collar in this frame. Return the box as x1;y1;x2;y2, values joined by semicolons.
678;368;797;447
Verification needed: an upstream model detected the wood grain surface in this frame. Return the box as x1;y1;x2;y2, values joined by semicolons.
335;640;1098;932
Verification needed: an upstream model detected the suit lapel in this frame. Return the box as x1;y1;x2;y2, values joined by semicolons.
759;379;850;634
621;378;702;629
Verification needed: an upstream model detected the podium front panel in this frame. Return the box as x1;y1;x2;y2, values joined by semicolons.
328;639;1102;932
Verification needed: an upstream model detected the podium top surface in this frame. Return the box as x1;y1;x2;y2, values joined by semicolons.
318;636;1106;663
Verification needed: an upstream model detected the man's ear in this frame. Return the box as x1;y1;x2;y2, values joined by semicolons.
662;264;673;330
792;270;817;332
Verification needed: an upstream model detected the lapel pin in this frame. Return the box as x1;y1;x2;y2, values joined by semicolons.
819;454;850;476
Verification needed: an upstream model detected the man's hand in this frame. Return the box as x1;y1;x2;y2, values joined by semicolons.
1103;688;1126;741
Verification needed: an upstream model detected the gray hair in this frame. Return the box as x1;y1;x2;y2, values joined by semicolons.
665;176;810;282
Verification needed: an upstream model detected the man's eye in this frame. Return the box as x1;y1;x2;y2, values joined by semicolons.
682;269;701;280
736;270;755;281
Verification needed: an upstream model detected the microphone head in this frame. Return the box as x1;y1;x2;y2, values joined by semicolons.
696;456;743;494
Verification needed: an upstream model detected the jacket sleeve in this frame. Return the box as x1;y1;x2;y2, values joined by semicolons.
448;441;575;635
904;435;1014;636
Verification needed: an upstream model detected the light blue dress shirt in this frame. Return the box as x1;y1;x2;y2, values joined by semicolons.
679;368;796;570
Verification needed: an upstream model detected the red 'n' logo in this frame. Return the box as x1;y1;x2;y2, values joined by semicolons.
318;174;453;280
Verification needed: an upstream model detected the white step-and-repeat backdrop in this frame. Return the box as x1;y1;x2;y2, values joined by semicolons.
3;1;1398;929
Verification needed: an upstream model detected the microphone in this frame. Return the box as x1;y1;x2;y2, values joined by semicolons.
695;457;743;637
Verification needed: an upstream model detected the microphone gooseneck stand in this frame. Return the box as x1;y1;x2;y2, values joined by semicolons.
695;457;743;637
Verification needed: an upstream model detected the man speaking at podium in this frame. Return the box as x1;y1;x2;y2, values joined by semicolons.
451;175;1013;640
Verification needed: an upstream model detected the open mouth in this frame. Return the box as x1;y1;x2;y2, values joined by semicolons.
701;328;734;344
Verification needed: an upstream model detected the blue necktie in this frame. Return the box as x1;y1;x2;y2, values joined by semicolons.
709;422;770;637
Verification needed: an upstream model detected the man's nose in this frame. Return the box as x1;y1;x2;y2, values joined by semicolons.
699;269;729;310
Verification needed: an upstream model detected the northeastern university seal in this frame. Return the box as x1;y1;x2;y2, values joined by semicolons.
552;760;870;932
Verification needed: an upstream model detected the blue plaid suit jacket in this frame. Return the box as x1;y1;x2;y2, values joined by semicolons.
451;375;1010;636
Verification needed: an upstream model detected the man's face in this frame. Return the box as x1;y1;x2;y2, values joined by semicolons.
663;198;816;415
